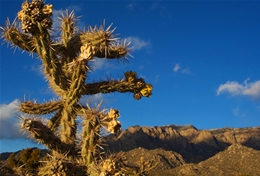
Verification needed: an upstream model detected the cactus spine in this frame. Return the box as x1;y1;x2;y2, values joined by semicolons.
1;0;153;174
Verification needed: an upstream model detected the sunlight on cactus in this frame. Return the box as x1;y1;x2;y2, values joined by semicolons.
0;0;153;175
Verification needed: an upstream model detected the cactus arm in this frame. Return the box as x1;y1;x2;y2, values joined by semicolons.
60;109;77;144
83;80;137;94
20;100;63;114
94;45;128;59
66;60;87;106
56;10;79;65
81;114;100;165
21;118;75;155
47;108;63;131
79;25;130;60
34;30;69;96
82;78;153;99
0;20;35;52
60;10;77;48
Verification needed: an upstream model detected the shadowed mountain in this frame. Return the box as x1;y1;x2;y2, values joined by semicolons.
103;125;260;163
165;144;260;176
1;125;260;175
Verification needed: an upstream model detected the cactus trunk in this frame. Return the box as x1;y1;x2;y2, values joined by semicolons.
82;115;100;165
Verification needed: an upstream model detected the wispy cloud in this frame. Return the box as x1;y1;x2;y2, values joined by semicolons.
126;37;151;51
173;63;190;74
149;2;166;11
80;93;118;109
173;64;180;72
30;64;44;76
217;79;260;100
149;2;171;18
80;93;103;105
90;58;116;71
126;3;137;11
233;108;247;117
154;74;160;83
0;99;27;139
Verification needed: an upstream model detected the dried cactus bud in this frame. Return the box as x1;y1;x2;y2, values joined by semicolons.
22;21;36;33
31;0;44;9
31;7;43;21
102;159;116;174
124;71;136;83
48;158;68;175
134;92;142;100
21;118;32;130
21;1;31;13
41;17;52;28
42;4;53;15
136;78;145;87
140;84;153;97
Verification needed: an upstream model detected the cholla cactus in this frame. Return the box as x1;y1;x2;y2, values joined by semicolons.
0;0;153;174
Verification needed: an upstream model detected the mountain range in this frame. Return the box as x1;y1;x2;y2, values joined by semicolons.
1;124;260;175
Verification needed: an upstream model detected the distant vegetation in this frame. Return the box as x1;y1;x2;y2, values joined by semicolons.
5;148;41;175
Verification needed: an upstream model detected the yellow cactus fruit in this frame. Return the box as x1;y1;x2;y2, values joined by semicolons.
140;84;153;97
42;4;52;15
107;109;120;120
107;120;121;134
124;71;136;83
17;10;24;21
80;44;95;60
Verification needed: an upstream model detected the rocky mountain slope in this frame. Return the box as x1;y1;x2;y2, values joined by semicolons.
103;125;260;162
1;125;260;175
165;144;260;176
102;125;260;175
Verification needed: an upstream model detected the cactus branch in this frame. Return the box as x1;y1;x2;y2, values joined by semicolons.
21;118;76;155
0;19;35;52
47;108;63;131
20;100;63;114
59;10;78;48
82;74;153;100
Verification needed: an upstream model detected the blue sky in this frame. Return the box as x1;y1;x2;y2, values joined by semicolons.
1;0;260;153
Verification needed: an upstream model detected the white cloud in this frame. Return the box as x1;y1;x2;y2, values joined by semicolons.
126;37;150;51
182;68;190;74
0;99;27;139
173;64;181;72
173;63;190;74
80;93;117;109
126;3;136;11
233;108;247;117
91;58;113;71
150;2;166;11
31;64;44;76
80;93;103;105
217;79;260;100
154;74;160;83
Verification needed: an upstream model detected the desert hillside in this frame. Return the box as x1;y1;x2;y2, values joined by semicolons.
1;125;260;175
102;125;260;175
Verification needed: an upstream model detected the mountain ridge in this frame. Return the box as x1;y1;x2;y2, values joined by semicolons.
103;124;260;163
1;124;260;175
